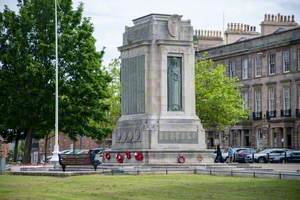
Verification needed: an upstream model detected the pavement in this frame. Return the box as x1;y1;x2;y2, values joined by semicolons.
250;163;300;173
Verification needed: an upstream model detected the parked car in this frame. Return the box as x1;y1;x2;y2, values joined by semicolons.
64;149;83;154
286;150;300;163
45;149;72;162
235;148;256;163
245;148;290;163
268;150;291;163
91;148;105;154
224;148;253;162
268;150;300;163
213;147;250;163
60;149;72;154
76;149;90;154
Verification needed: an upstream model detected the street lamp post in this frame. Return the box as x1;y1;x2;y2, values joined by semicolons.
50;0;59;163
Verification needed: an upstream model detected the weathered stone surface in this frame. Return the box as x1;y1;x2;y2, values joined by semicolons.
113;14;205;152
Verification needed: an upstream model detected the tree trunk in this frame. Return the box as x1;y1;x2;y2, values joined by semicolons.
44;134;48;163
23;128;33;164
13;133;20;162
73;140;76;153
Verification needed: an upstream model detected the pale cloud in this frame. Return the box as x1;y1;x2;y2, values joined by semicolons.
1;0;300;65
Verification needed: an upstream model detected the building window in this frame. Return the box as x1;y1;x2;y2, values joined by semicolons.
283;87;291;111
228;60;235;78
242;58;248;79
282;50;290;73
255;53;262;77
167;56;182;111
254;88;261;112
297;48;300;71
241;91;249;110
269;53;276;75
268;87;276;111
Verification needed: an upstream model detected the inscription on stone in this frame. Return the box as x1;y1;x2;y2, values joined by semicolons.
121;55;145;115
158;131;198;144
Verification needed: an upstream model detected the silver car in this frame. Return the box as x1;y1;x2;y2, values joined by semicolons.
246;148;289;163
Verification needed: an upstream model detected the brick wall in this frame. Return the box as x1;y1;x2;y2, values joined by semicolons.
38;133;104;155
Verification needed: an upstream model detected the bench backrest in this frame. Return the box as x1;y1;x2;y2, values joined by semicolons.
59;153;92;165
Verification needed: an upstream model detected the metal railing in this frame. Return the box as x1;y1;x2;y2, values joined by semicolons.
97;166;300;180
281;109;291;117
266;110;276;119
252;112;262;120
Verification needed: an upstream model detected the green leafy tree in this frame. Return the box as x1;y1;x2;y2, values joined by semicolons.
195;57;248;130
0;1;55;163
102;59;121;131
0;0;111;163
58;1;111;141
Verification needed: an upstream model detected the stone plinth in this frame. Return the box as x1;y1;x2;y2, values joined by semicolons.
103;150;214;165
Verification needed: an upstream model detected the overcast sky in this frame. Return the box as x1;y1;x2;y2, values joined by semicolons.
1;0;300;65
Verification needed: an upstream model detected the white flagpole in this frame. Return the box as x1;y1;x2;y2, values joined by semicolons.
50;0;59;163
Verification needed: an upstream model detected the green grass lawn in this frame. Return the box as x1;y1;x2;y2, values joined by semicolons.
0;174;300;200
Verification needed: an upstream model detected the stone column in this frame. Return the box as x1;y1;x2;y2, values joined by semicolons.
249;129;255;147
241;130;245;147
270;128;274;147
283;127;287;148
275;127;280;147
291;128;295;148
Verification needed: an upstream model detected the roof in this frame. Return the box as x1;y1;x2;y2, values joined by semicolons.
196;26;300;59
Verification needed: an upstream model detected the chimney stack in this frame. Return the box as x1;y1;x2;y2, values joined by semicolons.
260;13;298;35
193;29;224;50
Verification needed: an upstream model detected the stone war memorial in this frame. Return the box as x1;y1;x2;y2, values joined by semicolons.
104;14;212;165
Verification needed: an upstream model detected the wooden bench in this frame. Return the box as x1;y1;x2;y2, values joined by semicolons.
58;151;101;172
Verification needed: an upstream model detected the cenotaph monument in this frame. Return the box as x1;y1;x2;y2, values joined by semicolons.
104;14;211;164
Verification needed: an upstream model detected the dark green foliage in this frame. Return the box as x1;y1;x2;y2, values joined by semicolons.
0;0;111;163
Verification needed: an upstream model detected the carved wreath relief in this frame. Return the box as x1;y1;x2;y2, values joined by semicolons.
115;128;142;143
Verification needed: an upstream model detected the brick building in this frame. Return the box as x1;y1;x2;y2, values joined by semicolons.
34;133;110;163
195;13;300;149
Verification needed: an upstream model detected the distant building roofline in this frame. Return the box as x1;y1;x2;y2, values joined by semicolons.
197;26;300;53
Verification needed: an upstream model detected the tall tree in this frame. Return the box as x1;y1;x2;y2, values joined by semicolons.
0;0;111;163
102;59;121;131
195;57;248;130
58;1;111;141
0;1;55;163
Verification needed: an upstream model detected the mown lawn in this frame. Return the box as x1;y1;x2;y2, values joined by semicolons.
0;174;299;200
